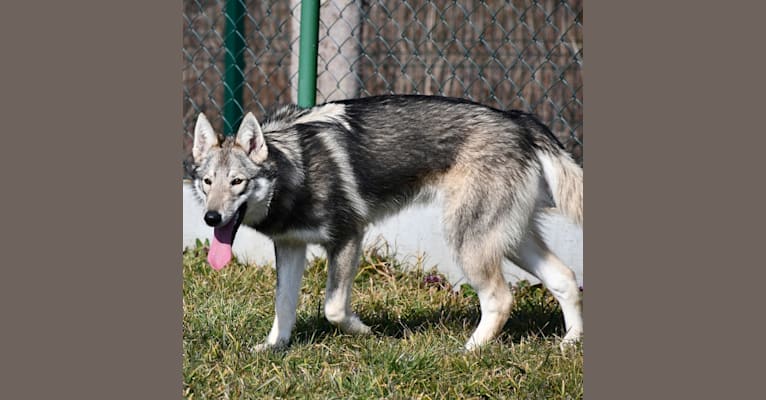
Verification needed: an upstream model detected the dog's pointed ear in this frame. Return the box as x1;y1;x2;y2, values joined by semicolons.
192;113;219;163
236;112;268;163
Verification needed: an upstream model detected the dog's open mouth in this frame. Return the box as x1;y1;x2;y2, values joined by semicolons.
207;203;247;270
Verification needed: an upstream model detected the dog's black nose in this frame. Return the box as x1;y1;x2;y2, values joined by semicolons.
204;211;222;227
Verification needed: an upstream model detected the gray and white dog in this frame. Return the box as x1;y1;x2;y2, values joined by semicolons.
191;95;583;351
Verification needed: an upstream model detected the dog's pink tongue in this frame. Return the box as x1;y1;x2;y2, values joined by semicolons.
208;218;236;270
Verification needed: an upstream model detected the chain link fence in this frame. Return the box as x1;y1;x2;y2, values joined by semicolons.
183;0;583;176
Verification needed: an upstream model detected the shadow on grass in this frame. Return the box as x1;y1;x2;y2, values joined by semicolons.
291;293;566;346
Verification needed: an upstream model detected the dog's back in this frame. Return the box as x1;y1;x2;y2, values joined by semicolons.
259;95;579;228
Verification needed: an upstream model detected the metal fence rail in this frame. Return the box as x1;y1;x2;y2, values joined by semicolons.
183;0;583;175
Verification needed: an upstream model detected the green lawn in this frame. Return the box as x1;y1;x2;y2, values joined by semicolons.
183;241;583;399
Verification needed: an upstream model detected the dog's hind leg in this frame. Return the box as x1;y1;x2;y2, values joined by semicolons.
442;165;542;350
324;234;372;335
443;191;521;350
254;240;307;351
508;229;583;349
459;248;514;351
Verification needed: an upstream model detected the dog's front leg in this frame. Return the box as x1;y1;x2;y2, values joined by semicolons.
324;234;372;335
254;240;307;351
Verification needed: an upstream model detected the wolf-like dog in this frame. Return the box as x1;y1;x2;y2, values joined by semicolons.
191;95;583;351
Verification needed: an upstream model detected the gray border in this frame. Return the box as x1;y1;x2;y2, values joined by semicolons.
587;1;766;398
2;1;765;398
0;1;181;398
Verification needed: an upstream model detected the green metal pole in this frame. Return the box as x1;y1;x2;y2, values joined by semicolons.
297;0;320;108
223;0;246;136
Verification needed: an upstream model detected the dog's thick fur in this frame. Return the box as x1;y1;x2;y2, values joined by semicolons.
191;95;583;351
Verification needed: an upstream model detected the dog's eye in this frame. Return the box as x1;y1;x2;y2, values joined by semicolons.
203;178;212;185
231;178;243;185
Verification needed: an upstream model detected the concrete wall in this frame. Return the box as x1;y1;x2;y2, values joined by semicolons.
183;182;583;287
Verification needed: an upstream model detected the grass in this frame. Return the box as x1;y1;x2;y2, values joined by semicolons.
183;241;583;399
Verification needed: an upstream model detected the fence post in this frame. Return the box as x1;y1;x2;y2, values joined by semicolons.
223;0;246;135
297;0;320;108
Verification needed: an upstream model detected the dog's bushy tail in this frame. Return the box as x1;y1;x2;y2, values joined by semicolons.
538;149;583;225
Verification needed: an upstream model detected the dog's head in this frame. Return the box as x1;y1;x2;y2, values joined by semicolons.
191;112;276;269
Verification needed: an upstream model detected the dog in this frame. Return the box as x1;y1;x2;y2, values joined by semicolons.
190;95;583;351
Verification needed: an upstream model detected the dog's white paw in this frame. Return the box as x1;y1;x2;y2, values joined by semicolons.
559;332;583;352
463;341;482;352
463;336;494;352
334;315;372;336
252;340;288;353
252;343;271;352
